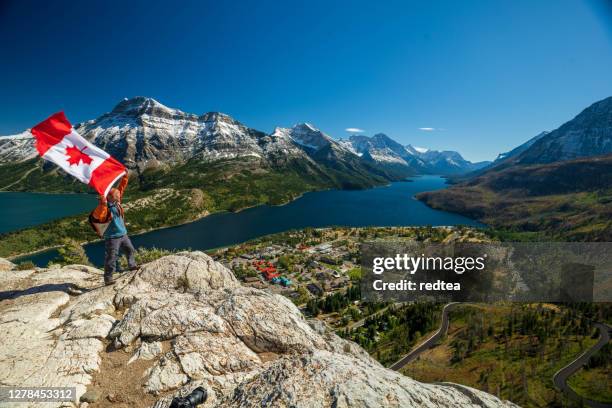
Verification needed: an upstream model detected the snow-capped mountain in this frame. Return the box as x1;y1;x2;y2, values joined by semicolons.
416;149;490;174
0;96;490;194
274;123;335;151
0;131;36;163
0;98;341;169
405;145;429;155
74;97;308;169
270;123;360;162
0;97;391;191
343;134;413;165
339;133;489;175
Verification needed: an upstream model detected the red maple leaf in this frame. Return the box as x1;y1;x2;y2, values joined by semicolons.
65;145;93;166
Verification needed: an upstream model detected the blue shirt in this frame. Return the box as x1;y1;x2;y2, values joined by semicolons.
103;202;127;239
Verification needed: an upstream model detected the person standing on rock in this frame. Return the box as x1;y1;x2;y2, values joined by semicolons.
90;173;139;285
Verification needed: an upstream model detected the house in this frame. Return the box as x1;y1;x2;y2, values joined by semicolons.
316;272;329;282
306;283;324;297
320;255;341;265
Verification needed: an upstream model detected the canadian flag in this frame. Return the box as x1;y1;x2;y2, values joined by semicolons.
30;112;126;196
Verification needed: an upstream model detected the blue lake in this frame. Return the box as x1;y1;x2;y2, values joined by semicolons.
0;192;97;234
10;176;484;266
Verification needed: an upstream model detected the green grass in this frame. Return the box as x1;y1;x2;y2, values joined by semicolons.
566;341;612;403
567;368;612;403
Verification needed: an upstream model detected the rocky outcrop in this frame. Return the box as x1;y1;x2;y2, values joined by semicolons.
0;257;15;271
0;252;517;408
0;264;110;407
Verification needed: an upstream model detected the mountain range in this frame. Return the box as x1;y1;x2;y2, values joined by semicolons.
339;133;490;176
0;97;486;194
418;96;612;240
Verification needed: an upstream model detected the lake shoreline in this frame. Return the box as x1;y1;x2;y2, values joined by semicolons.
5;176;408;260
7;184;336;261
7;177;485;266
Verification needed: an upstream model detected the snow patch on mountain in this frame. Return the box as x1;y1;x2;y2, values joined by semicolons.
0;131;36;162
279;123;334;150
342;135;487;175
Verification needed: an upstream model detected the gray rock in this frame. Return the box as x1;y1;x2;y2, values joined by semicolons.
128;341;163;364
80;390;101;403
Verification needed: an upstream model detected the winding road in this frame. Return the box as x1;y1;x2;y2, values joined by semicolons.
552;322;612;408
389;302;459;371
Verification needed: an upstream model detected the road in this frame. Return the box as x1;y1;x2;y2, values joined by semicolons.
346;304;394;330
389;302;459;371
552;322;612;408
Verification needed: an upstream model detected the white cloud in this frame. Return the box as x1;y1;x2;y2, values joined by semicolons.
345;127;364;133
418;127;446;132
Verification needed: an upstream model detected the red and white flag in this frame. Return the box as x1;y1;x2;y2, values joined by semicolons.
30;112;126;196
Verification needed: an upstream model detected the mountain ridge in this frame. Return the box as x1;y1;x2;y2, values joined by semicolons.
0;97;487;179
417;95;612;240
0;97;396;194
339;132;490;176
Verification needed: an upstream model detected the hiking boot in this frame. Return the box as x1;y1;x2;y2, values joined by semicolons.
128;265;141;271
104;276;115;286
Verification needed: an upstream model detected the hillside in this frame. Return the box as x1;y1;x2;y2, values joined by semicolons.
513;96;612;165
417;96;612;241
418;155;612;240
0;252;516;407
400;304;608;408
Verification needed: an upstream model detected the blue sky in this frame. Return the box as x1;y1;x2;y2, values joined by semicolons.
1;0;611;161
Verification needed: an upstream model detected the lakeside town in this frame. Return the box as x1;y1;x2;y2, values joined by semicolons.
210;225;485;329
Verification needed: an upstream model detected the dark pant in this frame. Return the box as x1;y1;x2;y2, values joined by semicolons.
104;235;136;278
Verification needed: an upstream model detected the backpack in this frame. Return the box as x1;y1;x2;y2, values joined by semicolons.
88;209;112;238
